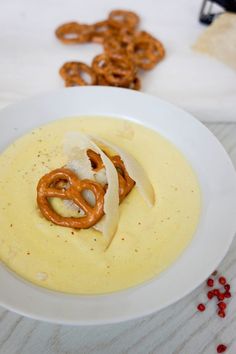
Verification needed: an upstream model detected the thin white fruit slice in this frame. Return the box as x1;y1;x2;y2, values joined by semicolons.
92;136;155;207
64;132;119;244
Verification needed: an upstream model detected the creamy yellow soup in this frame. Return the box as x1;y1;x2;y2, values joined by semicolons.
0;117;201;294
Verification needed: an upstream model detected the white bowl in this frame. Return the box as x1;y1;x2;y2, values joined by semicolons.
0;87;236;325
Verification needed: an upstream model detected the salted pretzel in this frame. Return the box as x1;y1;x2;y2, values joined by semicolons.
91;54;110;75
92;54;135;87
37;168;105;229
111;155;135;201
103;31;133;58
87;149;135;201
103;26;135;59
127;31;165;70
108;10;140;30
59;62;97;86
90;20;110;44
55;22;93;44
87;149;104;171
105;57;135;87
56;10;165;90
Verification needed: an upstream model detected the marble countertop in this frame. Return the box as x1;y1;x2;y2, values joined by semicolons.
0;122;235;354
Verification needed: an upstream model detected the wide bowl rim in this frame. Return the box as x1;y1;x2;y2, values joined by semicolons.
0;86;236;325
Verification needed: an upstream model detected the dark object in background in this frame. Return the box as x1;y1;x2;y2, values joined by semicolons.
199;0;236;24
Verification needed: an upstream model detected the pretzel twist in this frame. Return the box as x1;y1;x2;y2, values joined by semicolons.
111;155;135;201
87;150;135;201
92;53;135;87
127;31;165;70
108;10;140;30
55;11;165;90
59;62;97;86
90;20;110;44
37;168;105;229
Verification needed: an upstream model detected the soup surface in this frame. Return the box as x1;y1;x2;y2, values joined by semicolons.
0;117;201;294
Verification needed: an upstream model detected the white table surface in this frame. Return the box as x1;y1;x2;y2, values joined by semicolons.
0;123;235;354
1;0;236;122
